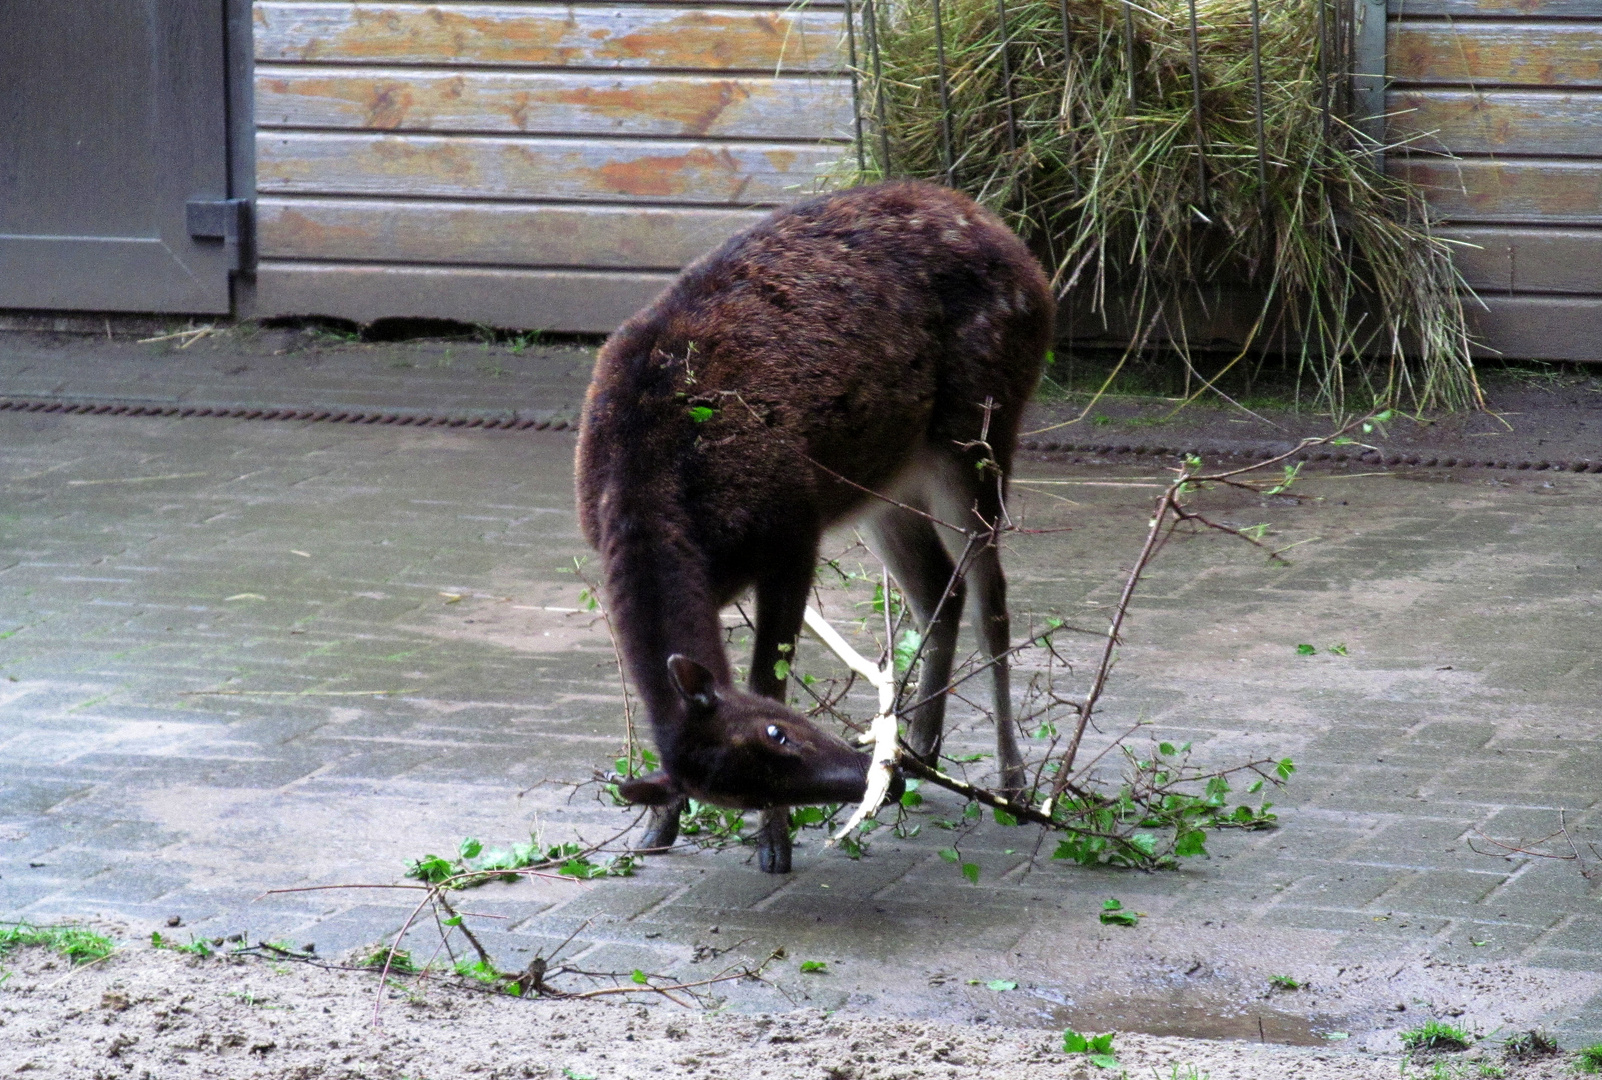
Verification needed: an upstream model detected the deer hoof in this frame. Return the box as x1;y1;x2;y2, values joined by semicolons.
757;840;792;874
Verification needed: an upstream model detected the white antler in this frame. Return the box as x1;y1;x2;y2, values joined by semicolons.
802;605;899;843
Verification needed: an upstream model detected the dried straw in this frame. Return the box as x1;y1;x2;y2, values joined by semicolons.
839;0;1480;412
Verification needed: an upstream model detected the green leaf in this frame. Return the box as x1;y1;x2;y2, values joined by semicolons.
1090;1053;1120;1069
800;960;828;973
1063;1030;1089;1053
563;1070;599;1080
1158;741;1176;756
1329;643;1349;656
442;915;463;927
791;806;827;826
773;658;791;681
1276;757;1297;780
1173;827;1208;858
458;837;482;859
1295;643;1317;656
962;801;982;821
1089;1034;1115;1054
992;807;1019;827
687;405;714;423
938;847;959;863
986;979;1018;991
893;628;922;675
961;862;980;884
900;789;924;808
631;968;649;984
1099;898;1141;926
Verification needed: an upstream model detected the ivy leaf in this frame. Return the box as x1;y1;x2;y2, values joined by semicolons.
1099;898;1141;926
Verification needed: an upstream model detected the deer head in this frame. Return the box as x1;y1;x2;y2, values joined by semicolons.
617;655;884;812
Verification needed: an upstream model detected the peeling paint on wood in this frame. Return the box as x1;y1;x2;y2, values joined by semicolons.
256;132;841;204
1390;90;1602;155
254;3;846;72
257;197;768;268
1390;23;1602;88
254;67;853;139
1391;158;1602;222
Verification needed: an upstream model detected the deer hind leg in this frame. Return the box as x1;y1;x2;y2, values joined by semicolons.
864;507;965;767
746;548;816;875
928;450;1025;797
967;537;1025;796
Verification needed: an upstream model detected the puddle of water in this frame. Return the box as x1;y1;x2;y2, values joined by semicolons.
1033;993;1342;1047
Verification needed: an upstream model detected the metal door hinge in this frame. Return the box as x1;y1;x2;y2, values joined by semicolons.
186;197;253;271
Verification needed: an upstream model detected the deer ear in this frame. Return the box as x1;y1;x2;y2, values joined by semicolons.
666;654;719;712
616;771;681;806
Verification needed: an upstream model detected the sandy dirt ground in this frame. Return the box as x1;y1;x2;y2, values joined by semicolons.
1;943;1583;1080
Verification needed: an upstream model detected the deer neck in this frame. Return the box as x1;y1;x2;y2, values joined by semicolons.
595;506;731;758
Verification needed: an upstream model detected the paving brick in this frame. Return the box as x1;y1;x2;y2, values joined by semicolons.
3;397;1601;1044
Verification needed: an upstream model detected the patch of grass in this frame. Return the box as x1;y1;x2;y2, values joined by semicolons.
0;922;116;965
1575;1043;1602;1074
149;931;214;958
849;0;1479;413
1502;1029;1558;1061
356;945;418;973
1400;1019;1473;1053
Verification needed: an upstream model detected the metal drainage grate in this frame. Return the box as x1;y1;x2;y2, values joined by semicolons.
0;398;572;431
3;397;1596;475
1015;438;1602;474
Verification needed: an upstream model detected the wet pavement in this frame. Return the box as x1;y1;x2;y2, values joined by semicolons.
2;335;1600;1053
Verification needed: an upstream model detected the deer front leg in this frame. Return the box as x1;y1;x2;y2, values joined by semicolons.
637;797;686;852
746;547;815;874
755;808;792;873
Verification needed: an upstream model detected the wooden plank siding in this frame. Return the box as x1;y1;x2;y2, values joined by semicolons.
1387;0;1602;359
254;68;853;139
250;1;853;331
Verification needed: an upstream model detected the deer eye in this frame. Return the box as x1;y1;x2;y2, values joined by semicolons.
765;724;787;745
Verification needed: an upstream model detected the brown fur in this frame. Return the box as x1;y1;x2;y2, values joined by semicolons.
576;181;1054;869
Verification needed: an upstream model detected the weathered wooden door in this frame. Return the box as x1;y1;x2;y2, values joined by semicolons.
0;0;239;313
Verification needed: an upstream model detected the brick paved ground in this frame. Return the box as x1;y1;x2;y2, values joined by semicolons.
1;369;1599;1052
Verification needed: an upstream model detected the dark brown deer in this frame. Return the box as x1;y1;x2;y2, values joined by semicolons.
575;181;1054;873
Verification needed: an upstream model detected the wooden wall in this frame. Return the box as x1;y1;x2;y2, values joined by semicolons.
248;1;853;332
1388;0;1602;360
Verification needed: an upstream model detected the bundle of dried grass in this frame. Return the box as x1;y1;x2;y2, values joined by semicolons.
840;0;1480;411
